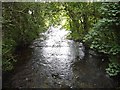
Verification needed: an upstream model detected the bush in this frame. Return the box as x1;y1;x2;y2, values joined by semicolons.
83;2;120;76
106;62;120;76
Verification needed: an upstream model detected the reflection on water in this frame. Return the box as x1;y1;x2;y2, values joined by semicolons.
3;26;114;88
32;26;77;87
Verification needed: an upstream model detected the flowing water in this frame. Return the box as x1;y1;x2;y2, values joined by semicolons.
3;26;115;88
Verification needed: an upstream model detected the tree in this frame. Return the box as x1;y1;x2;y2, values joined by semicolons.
63;2;101;40
2;2;47;71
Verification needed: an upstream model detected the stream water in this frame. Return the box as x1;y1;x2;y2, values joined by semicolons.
3;26;115;88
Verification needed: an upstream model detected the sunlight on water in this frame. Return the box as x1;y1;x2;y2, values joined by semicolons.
32;26;77;81
42;26;74;65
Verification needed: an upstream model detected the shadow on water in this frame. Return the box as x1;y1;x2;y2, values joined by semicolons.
3;26;116;88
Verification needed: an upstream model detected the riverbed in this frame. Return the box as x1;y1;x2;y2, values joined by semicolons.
3;26;115;88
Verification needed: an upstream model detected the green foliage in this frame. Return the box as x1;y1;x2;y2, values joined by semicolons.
2;2;47;71
64;2;101;40
83;2;120;55
83;2;120;76
106;62;120;76
2;38;16;71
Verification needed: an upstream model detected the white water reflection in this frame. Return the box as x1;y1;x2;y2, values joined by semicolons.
36;26;77;81
44;26;71;47
42;26;74;65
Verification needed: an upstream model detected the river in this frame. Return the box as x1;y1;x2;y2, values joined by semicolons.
3;26;115;88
